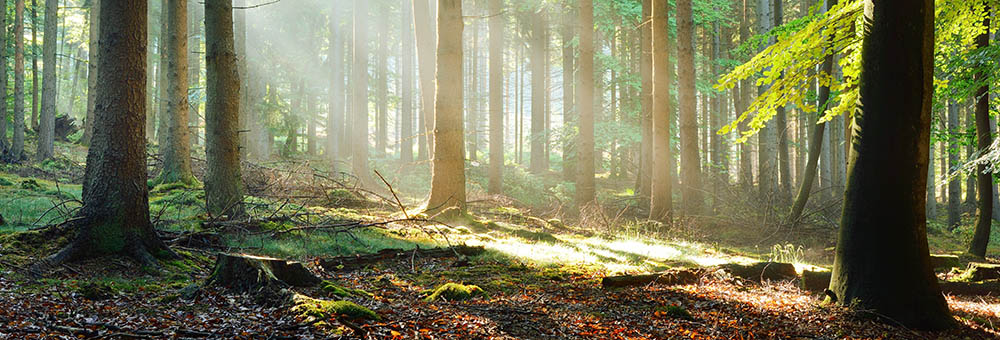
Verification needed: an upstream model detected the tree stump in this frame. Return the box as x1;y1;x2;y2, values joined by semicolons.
719;262;797;282
206;253;321;293
963;263;1000;282
800;270;832;292
929;254;961;269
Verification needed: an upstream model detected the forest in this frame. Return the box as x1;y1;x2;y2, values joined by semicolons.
0;0;998;338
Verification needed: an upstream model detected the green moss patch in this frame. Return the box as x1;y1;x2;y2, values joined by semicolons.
321;281;373;298
423;282;487;302
77;281;116;300
291;294;379;321
654;304;694;321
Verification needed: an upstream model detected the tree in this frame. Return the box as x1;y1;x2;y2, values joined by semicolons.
756;0;775;198
12;0;26;161
648;0;671;222
352;0;370;183
0;0;7;156
376;8;388;157
828;0;954;330
413;0;435;161
155;0;195;186
561;6;575;183
30;0;38;132
205;0;244;217
487;0;503;194
677;0;701;214
773;0;790;201
188;0;201;147
529;9;547;174
575;0;595;207
44;0;175;266
328;2;344;164
36;0;57;161
156;0;169;150
426;0;465;213
969;7;992;257
400;0;415;163
947;100;960;228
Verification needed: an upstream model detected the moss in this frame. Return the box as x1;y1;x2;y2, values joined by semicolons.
77;281;115;300
654;305;694;321
0;177;13;186
20;179;42;191
321;281;373;298
291;294;379;321
423;282;487;302
151;181;196;193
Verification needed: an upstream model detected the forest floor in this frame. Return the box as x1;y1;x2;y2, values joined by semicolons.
0;140;999;339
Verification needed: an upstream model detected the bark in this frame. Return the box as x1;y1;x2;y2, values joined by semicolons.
12;0;25;161
207;253;321;292
80;0;99;146
529;9;547;174
927;141;937;219
789;0;836;224
710;16;722;212
561;8;576;183
205;0;244;218
156;0;194;186
351;0;370;184
0;0;7;154
413;0;435;161
773;0;790;202
575;0;595;207
400;1;414;163
737;0;752;188
947;100;960;229
487;0;503;194
188;0;200;147
30;1;38;132
677;0;702;214
601;269;701;289
649;0;672;222
637;0;651;204
756;0;775;199
36;0;57;161
829;0;954;330
46;0;175;266
425;0;465;213
969;10;992;257
156;0;169;150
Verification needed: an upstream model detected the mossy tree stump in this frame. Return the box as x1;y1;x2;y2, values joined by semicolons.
206;253;321;293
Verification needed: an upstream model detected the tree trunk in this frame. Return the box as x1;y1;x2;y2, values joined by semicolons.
487;0;503;194
155;0;194;186
773;0;790;202
829;0;954;330
400;1;414;163
156;0;169;150
677;0;701;215
575;0;595;207
529;9;547;174
207;253;321;293
709;15;722;212
426;0;465;213
947;100;960;229
327;3;344;164
80;0;99;146
205;0;244;218
637;0;651;206
46;0;175;266
188;0;200;147
375;8;388;158
36;0;57;161
0;0;7;155
927;141;937;219
351;0;370;184
30;1;38;132
969;10;992;257
414;0;435;161
11;0;26;161
649;0;672;222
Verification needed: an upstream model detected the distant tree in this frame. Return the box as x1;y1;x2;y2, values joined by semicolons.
81;0;98;147
426;0;465;213
575;0;595;207
648;0;671;222
413;0;435;161
36;0;57;161
737;0;752;188
756;0;775;198
529;8;547;175
30;0;38;132
328;2;345;164
487;0;503;194
44;0;176;266
947;100;960;229
156;0;169;150
205;0;244;217
969;8;992;257
188;0;200;147
155;0;195;186
352;0;370;183
829;0;954;330
0;0;7;156
677;0;701;214
12;0;25;161
376;6;388;158
561;5;575;183
773;0;790;202
400;0;415;163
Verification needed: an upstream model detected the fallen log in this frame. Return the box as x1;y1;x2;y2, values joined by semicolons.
318;245;485;272
800;270;832;292
206;253;322;293
962;263;1000;282
938;279;1000;295
719;262;797;282
601;268;703;289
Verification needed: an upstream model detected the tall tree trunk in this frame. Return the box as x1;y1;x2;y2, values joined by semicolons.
12;0;26;161
529;9;547;174
0;0;7;155
46;0;175;266
562;7;576;183
155;0;194;186
709;15;722;212
947;100;960;229
156;0;169;149
677;0;701;214
964;105;976;209
414;0;435;161
649;0;672;221
30;0;38;132
36;0;57;161
773;0;791;202
575;0;595;207
376;8;388;157
737;0;752;188
969;10;992;257
352;0;370;183
829;0;954;330
927;142;937;219
328;3;344;163
68;46;84;123
487;0;503;194
81;0;99;146
756;0;775;199
205;0;244;217
188;0;200;147
400;0;414;163
426;0;465;213
637;0;651;205
789;0;836;224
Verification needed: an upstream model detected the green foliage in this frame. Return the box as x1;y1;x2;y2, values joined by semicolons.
768;244;805;264
423;282;488;302
292;294;379;321
321;280;373;298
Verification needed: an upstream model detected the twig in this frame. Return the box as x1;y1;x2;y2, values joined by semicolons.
374;169;410;220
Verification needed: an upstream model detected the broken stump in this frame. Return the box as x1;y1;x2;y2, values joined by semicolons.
720;262;797;282
206;253;321;293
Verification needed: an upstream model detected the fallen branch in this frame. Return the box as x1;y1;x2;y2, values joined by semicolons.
318;245;485;272
601;268;704;289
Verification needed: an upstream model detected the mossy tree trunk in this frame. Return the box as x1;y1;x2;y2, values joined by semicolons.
426;0;466;213
205;0;244;218
156;0;195;187
829;0;954;330
47;0;175;266
0;0;7;155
